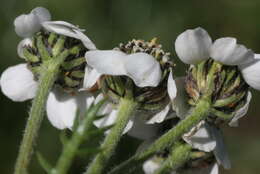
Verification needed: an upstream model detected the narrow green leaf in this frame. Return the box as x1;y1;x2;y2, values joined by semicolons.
36;152;53;173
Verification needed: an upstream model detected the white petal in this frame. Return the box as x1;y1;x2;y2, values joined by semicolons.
146;104;170;124
94;108;118;130
83;66;102;89
86;50;161;87
167;70;177;100
86;50;127;75
0;64;38;101
94;105;133;134
31;7;51;24
46;89;94;129
17;38;33;59
210;163;219;174
210;126;231;169
143;159;160;174
125;53;162;87
14;7;50;38
211;38;254;65
128;116;161;140
42;21;96;50
183;122;216;152
229;91;252;127
171;77;191;119
255;54;260;59
124;119;134;134
14;13;41;38
241;60;260;90
175;27;212;64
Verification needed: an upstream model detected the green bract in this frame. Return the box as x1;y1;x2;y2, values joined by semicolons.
23;31;88;92
186;59;249;124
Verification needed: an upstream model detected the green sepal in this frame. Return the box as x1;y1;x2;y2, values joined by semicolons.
210;108;234;120
23;49;40;62
64;76;80;87
48;33;57;46
70;71;85;78
36;35;50;61
62;57;85;70
52;37;66;57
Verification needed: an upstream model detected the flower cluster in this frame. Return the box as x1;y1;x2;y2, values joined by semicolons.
1;7;260;174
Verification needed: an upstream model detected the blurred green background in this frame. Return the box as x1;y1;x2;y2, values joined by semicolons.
1;0;260;173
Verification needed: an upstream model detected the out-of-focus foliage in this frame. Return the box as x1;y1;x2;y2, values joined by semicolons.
0;0;260;173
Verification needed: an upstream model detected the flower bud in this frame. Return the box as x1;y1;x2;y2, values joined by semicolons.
185;59;249;123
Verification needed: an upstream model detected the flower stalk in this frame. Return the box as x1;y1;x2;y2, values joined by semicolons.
154;143;192;174
50;100;105;174
108;96;211;174
85;86;138;174
14;50;69;174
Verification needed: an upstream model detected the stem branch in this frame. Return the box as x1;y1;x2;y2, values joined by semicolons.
108;97;211;174
154;143;192;174
14;51;68;174
85;97;137;174
51;100;105;174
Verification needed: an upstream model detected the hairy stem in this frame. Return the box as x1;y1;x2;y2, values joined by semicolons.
51;100;105;174
108;97;211;174
14;51;68;174
85;97;137;174
154;143;192;174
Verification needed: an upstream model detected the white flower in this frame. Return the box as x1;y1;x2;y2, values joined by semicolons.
84;50;162;88
83;49;177;130
91;94;133;134
183;121;216;153
229;92;252;127
183;121;231;169
42;21;96;50
210;38;254;66
16;7;96;58
175;27;254;66
0;64;38;102
175;27;212;64
0;64;95;129
168;76;190;119
240;59;260;90
46;88;94;129
14;7;51;38
1;7;99;129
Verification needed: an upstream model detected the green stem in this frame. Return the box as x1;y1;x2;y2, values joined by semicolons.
14;51;68;174
108;97;211;174
154;143;192;174
51;100;105;174
85;97;137;174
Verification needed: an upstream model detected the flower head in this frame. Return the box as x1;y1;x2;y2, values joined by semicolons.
84;38;176;115
175;27;254;66
14;7;51;38
15;7;96;93
1;7;97;130
174;27;257;125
